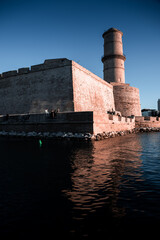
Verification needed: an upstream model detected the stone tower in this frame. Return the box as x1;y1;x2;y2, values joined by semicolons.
102;28;126;83
102;27;141;117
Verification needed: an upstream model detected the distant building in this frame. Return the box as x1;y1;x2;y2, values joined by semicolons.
142;109;159;117
158;99;160;111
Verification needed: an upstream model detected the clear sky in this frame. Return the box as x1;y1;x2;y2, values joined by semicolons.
0;0;160;109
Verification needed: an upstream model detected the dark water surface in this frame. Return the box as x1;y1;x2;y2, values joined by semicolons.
0;133;160;239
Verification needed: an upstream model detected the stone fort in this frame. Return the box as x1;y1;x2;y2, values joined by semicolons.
0;28;141;117
4;28;158;137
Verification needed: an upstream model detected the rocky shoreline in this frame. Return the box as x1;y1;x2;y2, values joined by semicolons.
92;127;160;141
0;127;160;141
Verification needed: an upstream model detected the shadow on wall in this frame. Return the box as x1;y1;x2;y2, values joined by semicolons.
1;99;74;115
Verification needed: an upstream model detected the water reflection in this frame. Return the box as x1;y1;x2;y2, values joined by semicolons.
1;133;160;239
63;134;143;220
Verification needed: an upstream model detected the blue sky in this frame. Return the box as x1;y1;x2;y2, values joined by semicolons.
0;0;160;109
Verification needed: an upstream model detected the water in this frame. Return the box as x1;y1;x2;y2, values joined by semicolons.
0;133;160;239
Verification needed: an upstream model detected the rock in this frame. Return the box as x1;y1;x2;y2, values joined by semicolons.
55;132;63;137
43;132;50;137
96;135;101;141
50;132;56;137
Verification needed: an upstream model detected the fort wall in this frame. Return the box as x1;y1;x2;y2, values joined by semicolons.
135;116;160;128
0;59;115;116
0;59;74;115
0;112;94;134
93;112;135;133
72;61;115;113
0;111;135;135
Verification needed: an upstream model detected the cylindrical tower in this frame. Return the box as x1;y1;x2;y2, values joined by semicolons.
112;83;142;117
102;28;126;83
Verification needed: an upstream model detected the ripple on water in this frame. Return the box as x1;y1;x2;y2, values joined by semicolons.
0;133;160;238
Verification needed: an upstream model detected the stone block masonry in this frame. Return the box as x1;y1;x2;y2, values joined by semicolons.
111;83;141;117
0;112;94;134
102;28;141;117
102;28;126;84
135;116;160;128
72;61;115;113
93;112;135;134
0;59;115;116
0;59;74;115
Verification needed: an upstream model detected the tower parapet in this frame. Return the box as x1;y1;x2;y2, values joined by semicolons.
102;28;126;83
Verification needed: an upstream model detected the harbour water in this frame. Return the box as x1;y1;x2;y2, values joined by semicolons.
0;132;160;239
